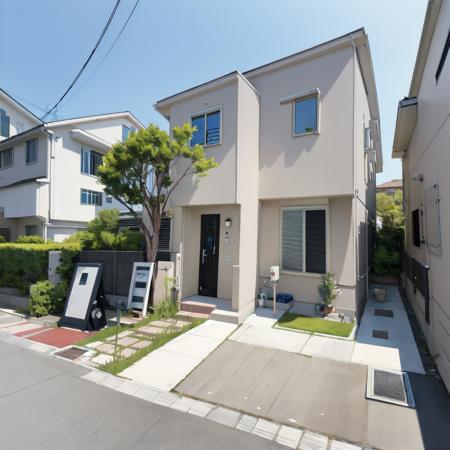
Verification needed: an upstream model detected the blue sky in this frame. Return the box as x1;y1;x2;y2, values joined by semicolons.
1;0;427;183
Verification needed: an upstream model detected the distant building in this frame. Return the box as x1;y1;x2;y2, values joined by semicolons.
376;179;402;196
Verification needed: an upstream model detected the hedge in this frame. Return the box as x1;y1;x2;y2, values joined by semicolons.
0;243;80;294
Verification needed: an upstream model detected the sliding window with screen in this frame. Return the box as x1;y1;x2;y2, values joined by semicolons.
191;109;221;146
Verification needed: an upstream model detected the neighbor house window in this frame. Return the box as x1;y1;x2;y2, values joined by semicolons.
81;148;103;176
0;109;10;138
191;110;221;146
412;209;421;247
281;207;326;274
80;189;102;206
435;29;450;82
294;95;318;135
26;138;38;164
157;217;172;261
105;195;113;204
0;148;13;168
122;125;135;142
25;225;39;236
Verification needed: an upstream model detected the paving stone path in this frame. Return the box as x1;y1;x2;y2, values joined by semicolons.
81;318;191;367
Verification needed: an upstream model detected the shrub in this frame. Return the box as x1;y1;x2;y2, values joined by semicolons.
318;272;338;306
56;247;80;283
17;235;45;244
0;243;78;293
372;225;404;277
29;280;67;317
0;236;5;244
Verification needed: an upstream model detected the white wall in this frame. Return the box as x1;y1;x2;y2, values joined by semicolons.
402;0;450;391
0;131;48;188
167;79;239;206
247;45;355;200
49;119;130;223
0;94;41;139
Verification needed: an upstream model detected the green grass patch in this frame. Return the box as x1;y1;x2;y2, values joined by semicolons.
277;312;354;337
76;324;130;346
98;318;204;375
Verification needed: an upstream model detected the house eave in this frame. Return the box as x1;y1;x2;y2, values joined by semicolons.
392;97;418;158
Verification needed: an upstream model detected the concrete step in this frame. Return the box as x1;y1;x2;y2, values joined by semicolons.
175;310;210;322
180;300;216;315
210;309;239;324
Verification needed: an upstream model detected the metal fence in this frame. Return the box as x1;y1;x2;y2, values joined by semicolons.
402;252;430;323
78;250;146;297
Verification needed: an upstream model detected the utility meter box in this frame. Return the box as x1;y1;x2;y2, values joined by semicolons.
270;265;280;282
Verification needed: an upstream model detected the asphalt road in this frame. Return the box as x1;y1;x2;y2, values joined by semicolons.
0;336;286;450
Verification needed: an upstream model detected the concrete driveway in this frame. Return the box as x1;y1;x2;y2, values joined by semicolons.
0;337;285;450
176;340;450;450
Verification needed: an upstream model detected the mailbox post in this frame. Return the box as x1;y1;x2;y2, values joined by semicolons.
270;265;280;315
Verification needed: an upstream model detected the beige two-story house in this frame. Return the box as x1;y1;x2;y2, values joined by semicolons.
392;0;450;392
155;28;382;323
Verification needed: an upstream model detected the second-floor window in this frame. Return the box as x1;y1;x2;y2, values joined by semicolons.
191;110;221;146
294;95;318;135
81;189;102;206
122;125;135;142
0;109;10;138
26;139;38;164
0;148;13;169
81;148;103;176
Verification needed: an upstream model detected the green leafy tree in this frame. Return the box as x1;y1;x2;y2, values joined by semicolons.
98;124;218;262
376;191;404;228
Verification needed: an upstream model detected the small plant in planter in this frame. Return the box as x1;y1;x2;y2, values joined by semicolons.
318;272;338;315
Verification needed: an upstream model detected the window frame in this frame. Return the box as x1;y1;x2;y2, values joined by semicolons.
190;106;222;147
280;88;320;138
122;124;136;143
80;188;103;206
279;205;329;276
0;147;14;169
26;138;38;165
80;147;103;176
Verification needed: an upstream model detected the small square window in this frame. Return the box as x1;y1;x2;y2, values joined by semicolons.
122;125;135;142
294;96;318;135
26;139;38;164
106;195;112;204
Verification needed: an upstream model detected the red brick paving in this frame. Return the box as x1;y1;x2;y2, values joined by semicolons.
14;326;47;338
26;327;95;348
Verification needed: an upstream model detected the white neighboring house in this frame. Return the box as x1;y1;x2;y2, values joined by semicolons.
0;88;143;242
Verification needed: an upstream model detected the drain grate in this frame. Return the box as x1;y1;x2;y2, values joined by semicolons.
367;367;415;408
53;346;89;361
374;308;394;318
372;329;389;339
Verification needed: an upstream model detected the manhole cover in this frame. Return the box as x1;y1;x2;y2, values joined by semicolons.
374;309;394;318
53;346;89;361
366;367;415;408
372;329;389;339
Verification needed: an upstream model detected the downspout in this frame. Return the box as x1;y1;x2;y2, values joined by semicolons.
349;37;360;311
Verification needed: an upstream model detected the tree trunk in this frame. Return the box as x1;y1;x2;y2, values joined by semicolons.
144;212;161;309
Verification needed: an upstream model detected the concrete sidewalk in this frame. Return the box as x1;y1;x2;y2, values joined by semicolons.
351;285;424;373
177;340;450;450
229;285;424;372
120;320;237;390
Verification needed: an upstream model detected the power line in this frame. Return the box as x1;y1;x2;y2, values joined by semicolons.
41;0;122;120
59;0;140;111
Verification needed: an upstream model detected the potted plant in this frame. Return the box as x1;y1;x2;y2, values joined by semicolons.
318;272;338;315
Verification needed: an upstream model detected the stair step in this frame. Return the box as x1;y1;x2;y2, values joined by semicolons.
175;310;210;322
180;301;216;315
210;309;239;324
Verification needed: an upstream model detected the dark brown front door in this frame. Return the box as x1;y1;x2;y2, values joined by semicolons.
198;214;220;297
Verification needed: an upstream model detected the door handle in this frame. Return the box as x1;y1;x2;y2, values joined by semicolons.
202;248;207;264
